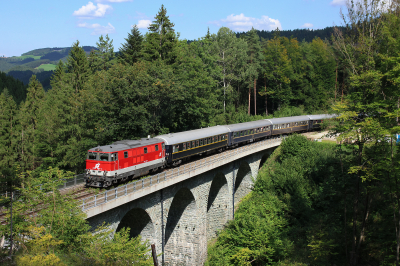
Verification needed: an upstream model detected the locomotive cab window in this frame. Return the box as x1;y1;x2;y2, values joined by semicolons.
88;152;97;160
124;151;128;158
100;153;109;161
162;143;165;150
111;153;118;161
155;145;159;151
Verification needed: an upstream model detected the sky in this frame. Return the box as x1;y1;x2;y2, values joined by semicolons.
1;0;348;57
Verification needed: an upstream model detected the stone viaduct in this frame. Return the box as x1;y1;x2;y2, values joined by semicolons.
83;138;282;265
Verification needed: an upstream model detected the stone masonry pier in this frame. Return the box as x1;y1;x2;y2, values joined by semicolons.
83;137;282;265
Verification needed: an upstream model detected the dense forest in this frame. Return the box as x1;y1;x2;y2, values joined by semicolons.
237;26;343;43
208;0;400;265
1;0;400;264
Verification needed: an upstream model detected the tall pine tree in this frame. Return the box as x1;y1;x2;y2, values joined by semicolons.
142;5;177;64
119;25;143;65
0;89;18;177
18;76;45;171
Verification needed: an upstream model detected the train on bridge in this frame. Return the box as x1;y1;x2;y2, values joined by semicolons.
85;114;335;187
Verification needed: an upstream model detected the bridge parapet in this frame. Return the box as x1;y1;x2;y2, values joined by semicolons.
81;137;283;218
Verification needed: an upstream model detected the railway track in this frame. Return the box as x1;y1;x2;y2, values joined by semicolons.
0;131;325;223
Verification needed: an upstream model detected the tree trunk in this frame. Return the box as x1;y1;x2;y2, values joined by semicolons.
335;62;338;101
254;79;257;116
264;77;268;116
248;81;251;115
355;193;372;264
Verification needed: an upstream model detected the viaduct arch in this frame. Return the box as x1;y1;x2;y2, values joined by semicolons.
87;147;276;265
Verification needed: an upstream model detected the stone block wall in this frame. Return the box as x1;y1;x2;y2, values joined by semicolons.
87;148;272;265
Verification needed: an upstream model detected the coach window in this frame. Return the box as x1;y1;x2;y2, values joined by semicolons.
192;141;195;147
175;145;179;152
196;140;199;147
183;143;186;150
187;142;191;149
200;139;203;146
144;148;148;154
208;137;211;143
124;151;128;158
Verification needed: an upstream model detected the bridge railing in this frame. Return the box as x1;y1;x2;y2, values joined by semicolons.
79;136;284;212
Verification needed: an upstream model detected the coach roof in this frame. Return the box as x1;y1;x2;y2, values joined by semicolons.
155;126;230;145
266;115;311;125
307;114;337;120
225;120;272;132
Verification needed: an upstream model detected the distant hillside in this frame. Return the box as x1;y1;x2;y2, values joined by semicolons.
0;46;97;90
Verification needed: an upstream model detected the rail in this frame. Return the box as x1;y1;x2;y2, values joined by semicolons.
79;136;284;212
0;174;86;200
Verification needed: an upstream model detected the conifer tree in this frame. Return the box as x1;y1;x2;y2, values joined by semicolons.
66;41;90;93
142;4;177;64
89;34;115;72
0;89;18;177
18;75;45;171
119;25;143;65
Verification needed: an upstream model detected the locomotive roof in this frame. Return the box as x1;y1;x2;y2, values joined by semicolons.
155;126;230;145
266;115;311;125
88;138;163;153
225;119;272;132
307;114;337;120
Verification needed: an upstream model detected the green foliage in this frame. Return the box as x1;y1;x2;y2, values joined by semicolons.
0;71;27;104
70;227;153;265
206;191;291;265
0;167;153;265
0;89;19;177
207;136;354;265
142;4;177;64
119;25;143;65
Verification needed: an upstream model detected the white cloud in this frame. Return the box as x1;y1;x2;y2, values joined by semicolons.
137;19;151;29
210;13;282;32
301;23;314;28
330;0;346;6
73;2;112;18
95;0;132;2
78;22;116;35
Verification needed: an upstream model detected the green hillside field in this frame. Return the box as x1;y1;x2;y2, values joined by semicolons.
17;55;41;60
36;63;57;71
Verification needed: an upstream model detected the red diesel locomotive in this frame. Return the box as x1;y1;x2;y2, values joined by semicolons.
85;138;165;187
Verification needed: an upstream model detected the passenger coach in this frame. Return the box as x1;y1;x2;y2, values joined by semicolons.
155;126;230;166
225;120;272;147
267;115;311;136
